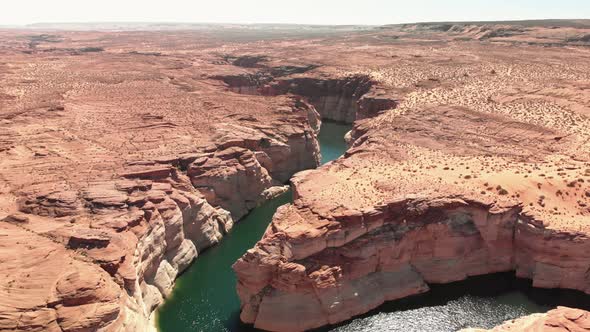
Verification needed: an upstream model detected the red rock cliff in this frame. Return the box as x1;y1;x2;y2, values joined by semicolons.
234;105;590;332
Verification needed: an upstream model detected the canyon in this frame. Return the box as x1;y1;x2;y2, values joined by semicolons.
233;23;590;331
0;21;590;332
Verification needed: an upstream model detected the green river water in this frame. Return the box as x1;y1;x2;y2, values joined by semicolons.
157;120;590;332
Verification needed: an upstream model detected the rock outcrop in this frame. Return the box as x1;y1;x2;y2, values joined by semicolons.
261;76;373;123
462;307;590;331
213;72;398;123
234;105;590;331
187;99;321;220
261;76;398;123
3;21;590;332
0;36;323;331
0;221;125;332
1;112;320;332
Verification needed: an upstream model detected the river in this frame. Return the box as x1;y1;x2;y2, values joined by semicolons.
157;120;590;332
157;121;352;331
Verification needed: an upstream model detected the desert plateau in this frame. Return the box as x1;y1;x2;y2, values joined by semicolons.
1;15;590;332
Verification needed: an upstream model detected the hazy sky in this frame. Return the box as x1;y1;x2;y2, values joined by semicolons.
2;0;589;26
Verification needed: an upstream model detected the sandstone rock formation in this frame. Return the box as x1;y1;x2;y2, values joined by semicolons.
234;32;590;331
462;307;590;331
0;30;326;331
391;20;590;46
1;21;590;332
213;72;398;123
235;104;590;330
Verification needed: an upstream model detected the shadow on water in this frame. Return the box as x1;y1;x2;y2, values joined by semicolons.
157;191;293;332
318;120;351;164
157;121;352;332
157;120;590;332
316;273;590;332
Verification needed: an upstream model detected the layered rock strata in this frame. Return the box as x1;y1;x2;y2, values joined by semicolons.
2;111;321;331
261;76;374;122
215;73;398;123
0;42;322;331
234;105;590;331
3;22;590;332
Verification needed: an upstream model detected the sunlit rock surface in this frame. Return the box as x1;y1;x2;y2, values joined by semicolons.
233;25;590;332
1;21;590;331
462;307;590;332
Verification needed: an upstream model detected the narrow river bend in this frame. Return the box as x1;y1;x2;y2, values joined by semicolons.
157;121;352;332
158;120;590;332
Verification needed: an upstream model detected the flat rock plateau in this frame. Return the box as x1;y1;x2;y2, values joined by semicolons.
0;20;590;332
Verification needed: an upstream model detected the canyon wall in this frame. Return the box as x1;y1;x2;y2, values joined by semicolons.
4;24;590;332
1;97;322;332
215;74;398;123
261;76;372;123
234;195;590;331
119;99;322;330
0;48;400;331
234;104;590;332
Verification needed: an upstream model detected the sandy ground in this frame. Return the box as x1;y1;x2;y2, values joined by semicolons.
1;21;590;331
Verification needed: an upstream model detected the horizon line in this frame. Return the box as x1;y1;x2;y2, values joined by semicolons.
0;17;587;29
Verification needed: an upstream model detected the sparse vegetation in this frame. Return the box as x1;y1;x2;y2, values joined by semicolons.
79;47;104;53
